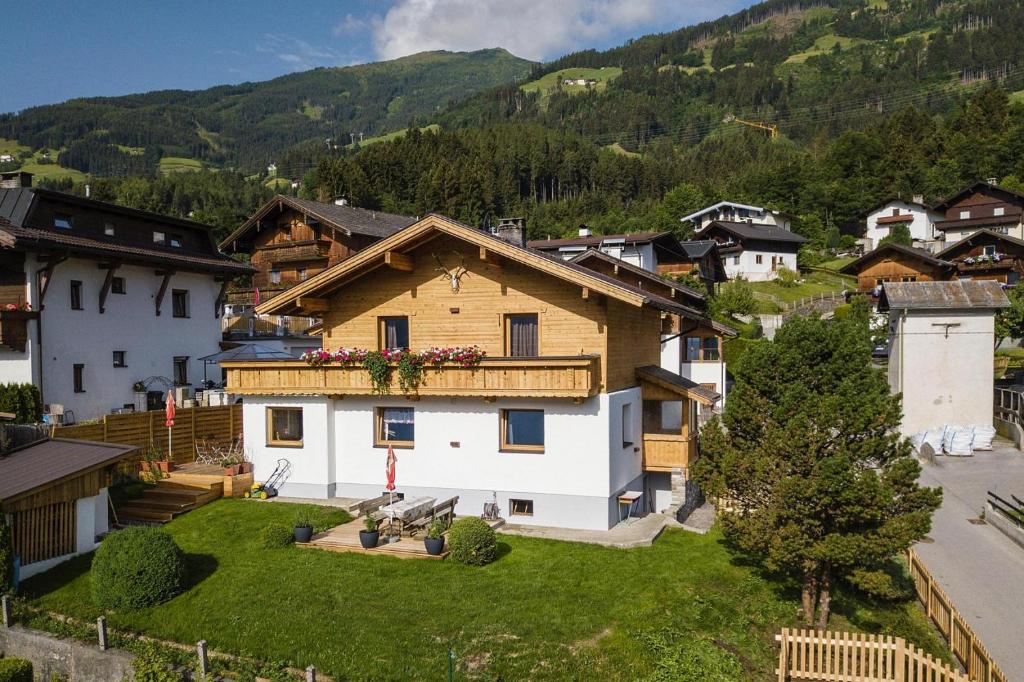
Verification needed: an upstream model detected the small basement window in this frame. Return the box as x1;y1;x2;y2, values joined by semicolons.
510;499;534;516
267;407;303;447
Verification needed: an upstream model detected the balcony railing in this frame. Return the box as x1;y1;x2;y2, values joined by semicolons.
0;310;38;352
222;356;601;399
221;314;318;338
642;433;696;472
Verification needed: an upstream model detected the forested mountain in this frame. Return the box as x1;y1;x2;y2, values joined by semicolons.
0;49;533;175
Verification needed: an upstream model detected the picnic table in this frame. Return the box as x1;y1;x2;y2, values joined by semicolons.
373;496;436;536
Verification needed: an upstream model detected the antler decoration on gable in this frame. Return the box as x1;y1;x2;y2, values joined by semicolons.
433;251;469;293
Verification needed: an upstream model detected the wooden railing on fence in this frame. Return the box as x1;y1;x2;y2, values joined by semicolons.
50;404;242;464
906;549;1008;682
776;628;970;682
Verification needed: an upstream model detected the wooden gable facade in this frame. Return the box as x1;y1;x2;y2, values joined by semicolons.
932;182;1024;239
935;229;1024;284
839;243;954;293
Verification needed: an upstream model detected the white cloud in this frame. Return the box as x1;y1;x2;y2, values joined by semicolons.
370;0;725;62
258;33;350;71
333;13;369;36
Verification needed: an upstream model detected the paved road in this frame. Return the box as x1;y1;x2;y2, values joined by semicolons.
914;446;1024;681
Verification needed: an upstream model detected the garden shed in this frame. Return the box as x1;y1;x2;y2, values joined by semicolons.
0;434;136;579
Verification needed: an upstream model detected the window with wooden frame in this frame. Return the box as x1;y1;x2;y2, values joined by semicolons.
505;313;539;357
69;280;83;310
267;407;303;447
701;336;720;361
683;336;719;362
171;289;189;318
379;316;409;350
375;406;415;447
111;276;126;294
500;409;544;452
73;364;85;393
900;276;917;282
509;499;534;516
269;269;281;284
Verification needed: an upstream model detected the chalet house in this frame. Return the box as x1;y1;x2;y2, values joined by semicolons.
862;197;943;252
696;220;806;281
839;243;954;296
934;229;1024;285
0;174;252;420
931;181;1024;245
680;200;793;233
219;195;416;354
223;215;719;530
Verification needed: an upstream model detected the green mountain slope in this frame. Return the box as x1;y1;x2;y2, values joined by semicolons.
0;48;534;176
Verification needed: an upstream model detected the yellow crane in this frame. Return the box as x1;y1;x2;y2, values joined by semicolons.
723;114;779;139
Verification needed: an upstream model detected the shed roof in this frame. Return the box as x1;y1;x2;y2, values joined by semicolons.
0;438;137;504
636;365;721;405
878;280;1010;311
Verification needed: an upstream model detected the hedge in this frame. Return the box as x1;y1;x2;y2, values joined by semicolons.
0;659;33;682
447;517;497;566
92;527;186;610
0;383;42;423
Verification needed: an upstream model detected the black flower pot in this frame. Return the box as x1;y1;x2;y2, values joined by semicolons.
293;525;314;543
424;536;445;556
359;530;380;549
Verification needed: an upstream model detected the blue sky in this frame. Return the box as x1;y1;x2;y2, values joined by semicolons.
2;1;751;113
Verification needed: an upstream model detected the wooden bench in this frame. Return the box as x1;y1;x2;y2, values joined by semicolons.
405;496;460;536
354;494;401;517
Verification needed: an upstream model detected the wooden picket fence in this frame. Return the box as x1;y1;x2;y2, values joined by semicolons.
906;550;1008;682
50;404;242;464
776;629;970;682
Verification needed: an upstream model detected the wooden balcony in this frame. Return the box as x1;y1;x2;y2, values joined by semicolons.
0;310;37;352
222;356;601;399
641;433;696;472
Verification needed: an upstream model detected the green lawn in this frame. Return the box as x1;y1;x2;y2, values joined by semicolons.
347;124;441;149
819;256;856;271
520;67;622;100
748;270;851;304
0;137;87;183
20;499;945;681
785;34;871;64
158;157;203;174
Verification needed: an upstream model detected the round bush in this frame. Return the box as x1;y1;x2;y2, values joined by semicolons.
259;523;295;549
447;517;497;566
91;527;186;610
0;658;33;682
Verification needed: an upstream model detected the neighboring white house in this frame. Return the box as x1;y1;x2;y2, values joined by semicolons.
225;214;720;530
0;174;253;420
680;200;793;233
863;197;943;251
880;280;1009;436
696;220;807;281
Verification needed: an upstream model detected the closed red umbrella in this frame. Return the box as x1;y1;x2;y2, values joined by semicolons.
165;390;176;458
385;445;397;492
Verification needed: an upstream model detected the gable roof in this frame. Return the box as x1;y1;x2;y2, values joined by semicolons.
698;220;808;244
679;201;764;223
935;228;1024;259
0;438;137;506
220;195;417;249
931;181;1024;212
839;242;952;276
676;240;719;259
567;248;706;303
878;280;1009;312
257;215;703;319
527;231;669;251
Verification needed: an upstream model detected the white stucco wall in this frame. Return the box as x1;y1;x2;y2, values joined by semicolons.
242;389;644;530
941;223;1024;246
865;202;941;249
888;309;996;435
36;256;225;419
723;249;797;281
660;335;726;403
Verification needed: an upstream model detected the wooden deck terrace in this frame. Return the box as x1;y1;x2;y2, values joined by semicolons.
297;518;506;560
166;462;254;498
222;356;601;400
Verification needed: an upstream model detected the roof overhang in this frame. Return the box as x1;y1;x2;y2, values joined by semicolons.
636;365;720;405
680;201;763;223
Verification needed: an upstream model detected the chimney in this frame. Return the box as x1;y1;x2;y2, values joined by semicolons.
0;171;32;189
85;183;91;198
912;194;923;204
333;197;348;206
988;177;999;185
494;217;526;247
578;224;592;238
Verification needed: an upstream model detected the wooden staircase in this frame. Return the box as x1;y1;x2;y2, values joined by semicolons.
117;480;223;525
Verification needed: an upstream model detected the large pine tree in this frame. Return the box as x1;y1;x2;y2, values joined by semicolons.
692;307;942;628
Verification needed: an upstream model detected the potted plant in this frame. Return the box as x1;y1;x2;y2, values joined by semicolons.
293;509;315;543
424;519;446;556
359;513;380;549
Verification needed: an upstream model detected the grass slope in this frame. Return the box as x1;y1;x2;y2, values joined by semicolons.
347;124;441;149
520;67;623;100
158;157;203;174
785;33;872;64
23;499;946;681
0;137;87;183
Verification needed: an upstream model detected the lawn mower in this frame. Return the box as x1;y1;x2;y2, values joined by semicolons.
245;459;291;499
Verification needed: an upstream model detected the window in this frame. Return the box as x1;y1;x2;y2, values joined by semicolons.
900;276;918;282
510;499;534;516
621;403;634;447
73;364;84;393
379;316;410;350
171;289;189;318
266;407;303;447
732;255;740;265
702;336;720;361
169;233;183;248
111;276;126;294
684;336;719;362
297;267;307;281
173;356;189;385
501;409;544;452
994;207;1005;217
959;210;971;220
892;208;900;216
375;407;415;447
505;314;539;357
104;222;115;236
984;245;996;256
112;351;126;368
70;280;83;310
684;336;701;362
269;269;281;284
755;254;763;265
153;231;166;245
54;213;72;229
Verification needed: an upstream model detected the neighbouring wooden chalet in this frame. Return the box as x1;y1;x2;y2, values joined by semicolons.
527;228;709;277
223;214;719;530
934;229;1024;284
931;181;1024;245
697;220;807;281
839;243;954;295
218;195;416;353
0;173;253;420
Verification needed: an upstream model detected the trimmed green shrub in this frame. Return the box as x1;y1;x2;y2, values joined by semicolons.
259;523;295;549
447;517;497;566
92;527;186;610
776;267;799;287
0;383;42;423
0;514;13;594
0;658;33;682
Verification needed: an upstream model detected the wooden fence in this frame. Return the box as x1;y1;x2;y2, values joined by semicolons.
906;550;1008;682
776;628;970;682
50;404;242;463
